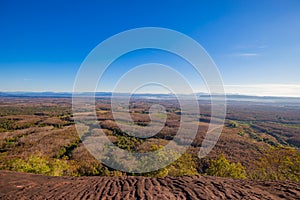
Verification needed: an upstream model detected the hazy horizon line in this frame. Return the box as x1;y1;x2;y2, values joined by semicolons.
1;90;300;98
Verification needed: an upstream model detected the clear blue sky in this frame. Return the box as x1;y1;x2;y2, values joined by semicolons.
1;0;300;96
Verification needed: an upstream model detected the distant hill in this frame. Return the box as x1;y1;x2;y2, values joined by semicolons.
1;91;300;102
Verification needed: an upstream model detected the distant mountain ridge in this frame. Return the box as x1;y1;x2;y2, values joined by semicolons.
0;92;300;103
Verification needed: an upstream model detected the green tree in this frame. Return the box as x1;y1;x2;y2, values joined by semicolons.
143;145;199;177
228;120;239;128
5;154;78;176
250;147;300;181
115;136;142;151
206;154;246;179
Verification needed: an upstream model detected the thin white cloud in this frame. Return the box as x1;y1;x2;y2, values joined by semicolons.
257;44;268;49
224;84;300;97
229;53;259;57
233;42;268;50
229;42;267;57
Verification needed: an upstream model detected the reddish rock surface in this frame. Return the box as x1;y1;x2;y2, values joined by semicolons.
0;170;299;200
